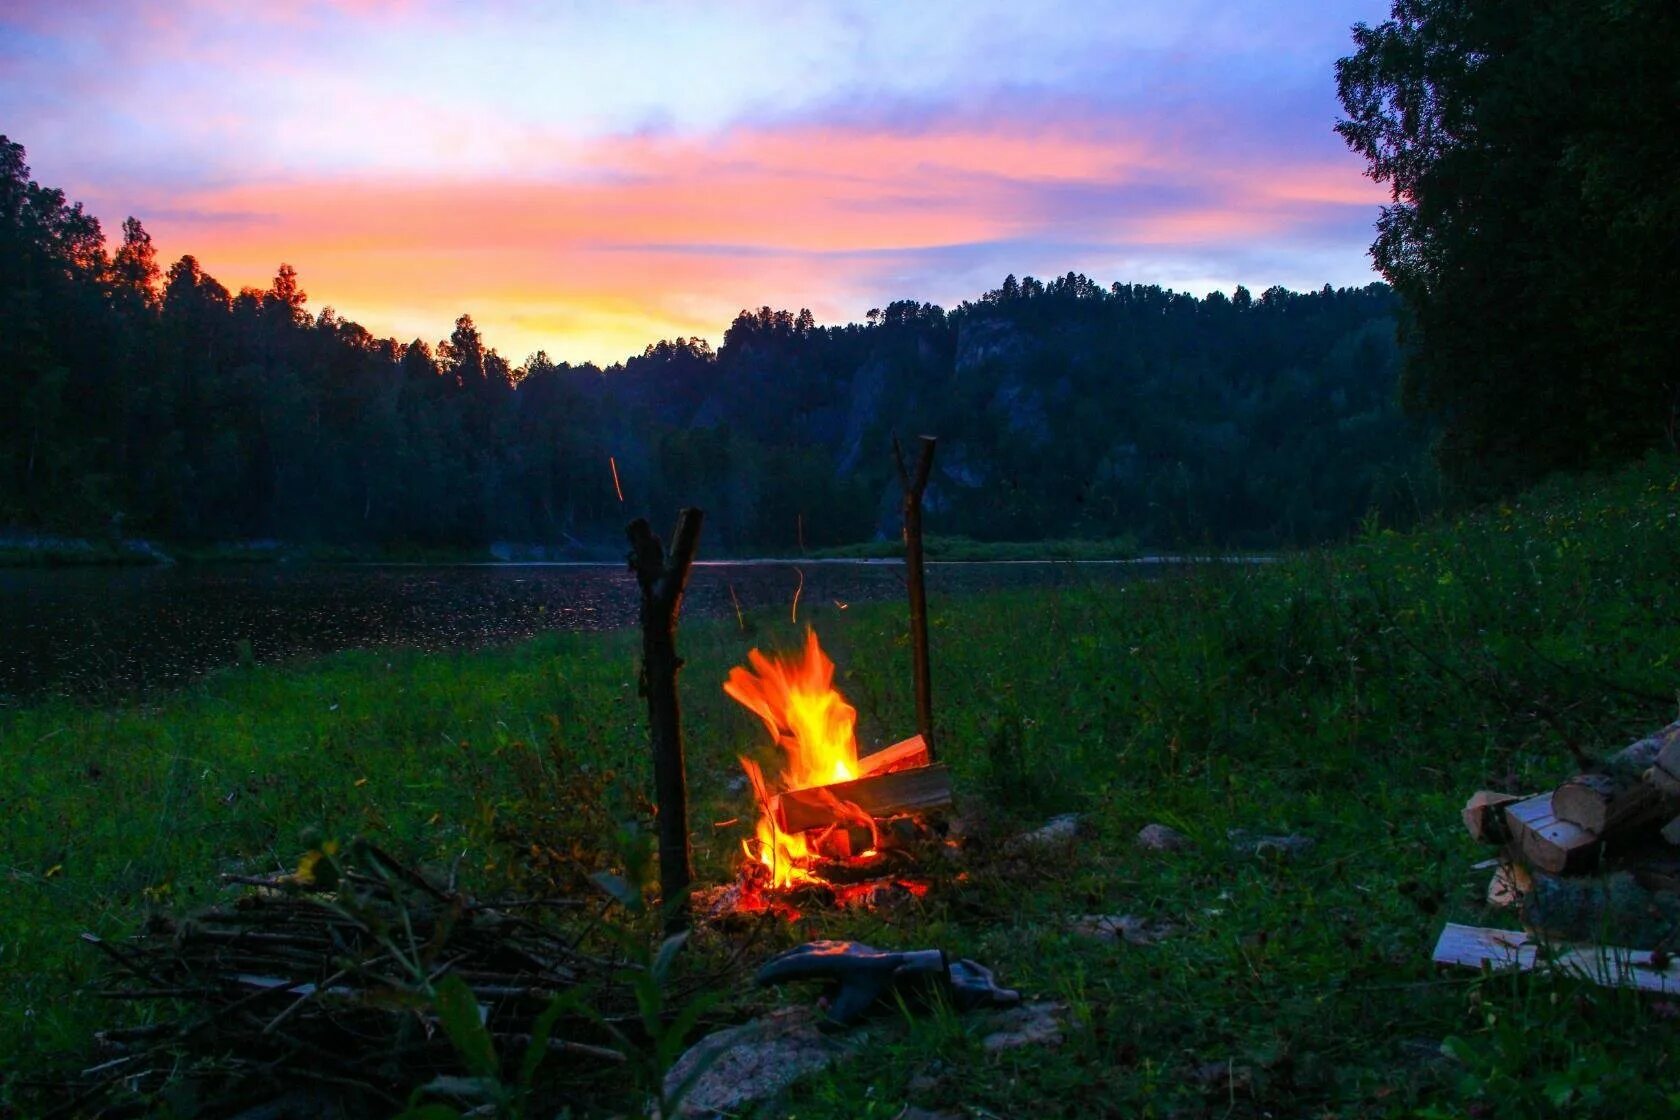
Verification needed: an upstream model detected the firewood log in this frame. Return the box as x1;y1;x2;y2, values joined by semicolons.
1505;794;1601;875
857;735;930;777
773;764;953;834
1519;870;1680;949
1463;791;1523;844
1554;727;1680;836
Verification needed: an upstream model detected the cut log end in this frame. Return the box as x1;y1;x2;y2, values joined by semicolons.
1505;793;1601;876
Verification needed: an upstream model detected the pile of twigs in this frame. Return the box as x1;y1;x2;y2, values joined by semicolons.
35;842;638;1118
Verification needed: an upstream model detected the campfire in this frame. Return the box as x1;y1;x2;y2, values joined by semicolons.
720;629;952;913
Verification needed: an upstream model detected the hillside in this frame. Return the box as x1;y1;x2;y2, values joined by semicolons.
0;138;1425;555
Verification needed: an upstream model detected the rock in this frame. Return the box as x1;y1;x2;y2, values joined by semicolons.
1136;823;1191;852
1227;829;1314;859
1071;913;1178;946
979;1001;1067;1052
1011;813;1081;850
1190;1059;1253;1093
662;1007;856;1118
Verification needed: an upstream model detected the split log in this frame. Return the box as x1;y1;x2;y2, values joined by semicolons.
1462;791;1523;844
1486;860;1531;909
1504;794;1601;875
857;734;929;777
1640;721;1680;793
773;763;953;835
1554;726;1680;835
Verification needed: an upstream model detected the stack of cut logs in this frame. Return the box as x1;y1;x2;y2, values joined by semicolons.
1463;720;1680;946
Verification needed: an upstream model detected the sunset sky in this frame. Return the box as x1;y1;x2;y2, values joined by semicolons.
1;1;1392;366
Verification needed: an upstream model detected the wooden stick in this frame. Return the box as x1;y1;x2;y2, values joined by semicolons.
628;508;705;933
893;435;938;759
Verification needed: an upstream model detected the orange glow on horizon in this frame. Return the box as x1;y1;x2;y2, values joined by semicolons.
72;121;1383;364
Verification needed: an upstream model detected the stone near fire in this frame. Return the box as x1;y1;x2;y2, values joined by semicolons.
1071;913;1178;946
1136;823;1191;852
979;1001;1068;1052
661;1006;858;1118
1227;828;1315;860
1010;813;1082;850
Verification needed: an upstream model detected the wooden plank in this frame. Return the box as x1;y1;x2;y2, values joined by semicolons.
1432;922;1680;994
1462;791;1523;844
1505;794;1601;875
857;735;929;778
773;763;953;834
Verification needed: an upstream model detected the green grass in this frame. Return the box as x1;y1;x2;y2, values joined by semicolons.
4;453;1680;1116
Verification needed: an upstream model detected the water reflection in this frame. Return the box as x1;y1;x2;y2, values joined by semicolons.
0;560;1140;702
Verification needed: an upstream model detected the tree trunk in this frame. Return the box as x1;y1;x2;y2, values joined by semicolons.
627;509;704;933
894;435;937;759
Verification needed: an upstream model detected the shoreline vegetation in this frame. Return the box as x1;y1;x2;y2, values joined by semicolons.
0;531;1153;568
4;452;1677;1114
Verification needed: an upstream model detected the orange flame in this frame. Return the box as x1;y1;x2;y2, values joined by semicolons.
726;628;872;889
724;628;859;790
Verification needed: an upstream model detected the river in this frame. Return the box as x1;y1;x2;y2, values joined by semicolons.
0;559;1157;702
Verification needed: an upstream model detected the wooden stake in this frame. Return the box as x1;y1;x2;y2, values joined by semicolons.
627;508;704;932
894;435;937;759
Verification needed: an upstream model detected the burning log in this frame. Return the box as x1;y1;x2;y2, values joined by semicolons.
858;734;930;777
772;763;954;835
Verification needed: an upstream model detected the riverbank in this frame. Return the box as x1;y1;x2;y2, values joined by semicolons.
4;453;1678;1115
0;530;1152;569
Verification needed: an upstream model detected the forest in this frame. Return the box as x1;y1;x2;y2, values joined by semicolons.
0;137;1425;555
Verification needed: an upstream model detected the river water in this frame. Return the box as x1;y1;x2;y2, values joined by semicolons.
0;559;1151;702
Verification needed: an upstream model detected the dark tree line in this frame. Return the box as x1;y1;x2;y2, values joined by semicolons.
1;135;1425;554
1338;0;1680;493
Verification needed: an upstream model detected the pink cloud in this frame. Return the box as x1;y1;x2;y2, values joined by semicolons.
78;114;1378;363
